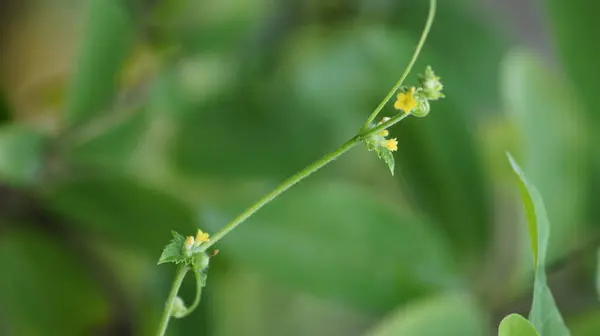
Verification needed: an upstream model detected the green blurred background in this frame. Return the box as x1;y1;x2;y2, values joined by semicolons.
0;0;598;335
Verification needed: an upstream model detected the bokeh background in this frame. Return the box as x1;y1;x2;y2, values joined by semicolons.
0;0;597;335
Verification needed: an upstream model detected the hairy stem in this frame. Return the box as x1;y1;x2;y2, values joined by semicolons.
361;0;437;130
204;111;411;250
176;271;204;318
202;136;360;250
156;265;189;336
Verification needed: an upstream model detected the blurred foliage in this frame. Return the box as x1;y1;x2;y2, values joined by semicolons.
508;155;569;336
0;0;598;335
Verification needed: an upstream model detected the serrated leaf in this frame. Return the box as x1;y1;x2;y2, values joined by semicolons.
507;154;571;336
158;231;186;265
376;147;395;176
498;314;539;336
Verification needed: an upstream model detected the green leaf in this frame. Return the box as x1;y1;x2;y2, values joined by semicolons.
201;181;459;311
507;154;571;336
65;0;135;126
375;147;395;175
501;49;589;261
0;125;45;186
0;229;106;335
43;172;197;254
365;293;487;336
158;231;186;265
498;314;539;336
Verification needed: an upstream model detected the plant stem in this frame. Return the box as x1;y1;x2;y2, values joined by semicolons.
156;265;189;336
177;271;204;318
204;112;411;250
202;136;360;250
202;0;435;252
361;0;437;130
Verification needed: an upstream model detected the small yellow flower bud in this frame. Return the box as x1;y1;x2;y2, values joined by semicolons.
381;138;398;151
394;87;418;113
378;129;389;137
195;229;210;244
184;236;195;250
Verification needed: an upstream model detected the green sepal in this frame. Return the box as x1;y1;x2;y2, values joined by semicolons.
411;93;431;118
157;231;186;265
418;66;445;101
375;147;395;175
193;251;210;272
171;296;188;318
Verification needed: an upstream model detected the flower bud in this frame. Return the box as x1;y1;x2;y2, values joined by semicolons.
419;66;444;101
410;95;430;118
171;296;188;318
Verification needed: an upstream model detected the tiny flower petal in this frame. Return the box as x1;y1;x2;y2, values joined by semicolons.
381;138;398;151
394;87;418;113
184;236;195;249
195;229;210;244
378;129;389;137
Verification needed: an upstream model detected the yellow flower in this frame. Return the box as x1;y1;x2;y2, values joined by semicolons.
394;87;417;113
378;129;389;137
381;138;398;151
184;236;195;249
195;229;210;244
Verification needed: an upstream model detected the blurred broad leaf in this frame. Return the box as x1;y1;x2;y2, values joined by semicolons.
65;0;135;126
44;173;196;253
498;314;539;336
364;293;487;336
67;106;148;170
544;0;599;127
201;181;459;312
0;229;105;335
502;49;589;261
0;125;45;186
508;154;570;336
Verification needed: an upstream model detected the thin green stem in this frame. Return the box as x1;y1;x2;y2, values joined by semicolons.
177;271;204;318
201;0;435;251
359;112;410;140
202;136;360;250
361;0;437;130
204;112;411;250
156;265;189;336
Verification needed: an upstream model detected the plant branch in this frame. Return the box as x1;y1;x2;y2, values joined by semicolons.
203;111;411;250
201;135;361;250
361;0;437;130
176;270;204;318
156;265;189;336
